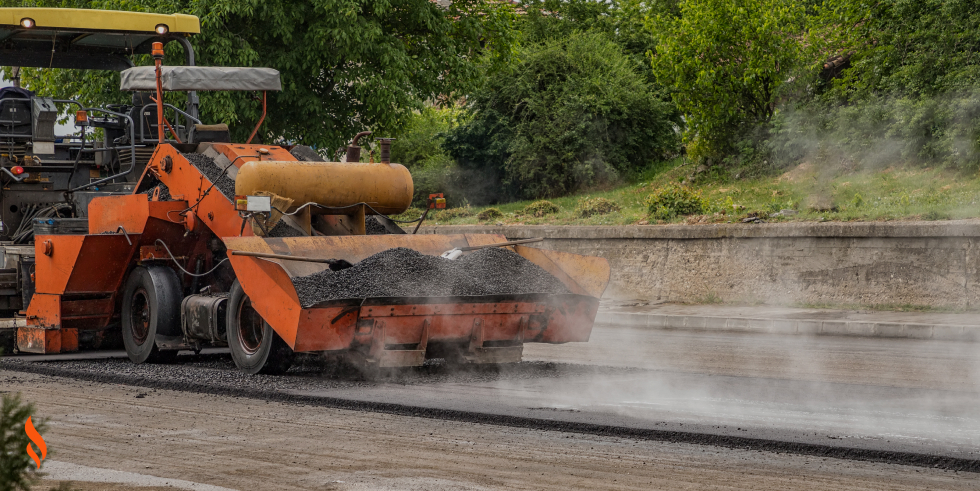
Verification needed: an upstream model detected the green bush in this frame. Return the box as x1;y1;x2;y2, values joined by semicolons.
394;107;478;209
578;197;622;217
768;93;980;171
1;393;45;491
445;31;681;199
477;208;504;221
519;200;560;218
410;167;455;209
410;164;517;209
646;184;708;220
766;0;980;173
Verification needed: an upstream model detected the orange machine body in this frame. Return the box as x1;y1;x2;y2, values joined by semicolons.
18;142;611;363
223;235;606;363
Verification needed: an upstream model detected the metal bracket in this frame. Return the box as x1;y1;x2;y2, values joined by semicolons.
365;319;429;368
461;318;523;364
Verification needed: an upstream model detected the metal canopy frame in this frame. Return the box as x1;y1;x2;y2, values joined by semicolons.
0;8;201;118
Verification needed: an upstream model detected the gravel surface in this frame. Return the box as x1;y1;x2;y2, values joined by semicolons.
184;153;235;201
266;220;304;237
366;216;390;235
0;355;615;392
292;247;570;307
142;182;171;201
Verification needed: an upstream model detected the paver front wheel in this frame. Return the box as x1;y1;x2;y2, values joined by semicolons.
227;280;294;375
121;265;181;364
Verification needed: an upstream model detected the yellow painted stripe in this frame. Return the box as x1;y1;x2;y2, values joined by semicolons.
0;8;199;34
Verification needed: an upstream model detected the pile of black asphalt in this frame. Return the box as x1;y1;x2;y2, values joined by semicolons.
184;152;236;201
291;246;570;307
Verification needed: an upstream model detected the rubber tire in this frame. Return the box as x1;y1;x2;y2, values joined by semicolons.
121;266;181;364
227;280;294;375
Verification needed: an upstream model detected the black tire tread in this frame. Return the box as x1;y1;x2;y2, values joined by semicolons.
121;265;181;364
227;280;293;375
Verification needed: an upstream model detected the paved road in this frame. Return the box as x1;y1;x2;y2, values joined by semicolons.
3;370;977;491
5;326;980;488
7;326;979;465
286;327;980;461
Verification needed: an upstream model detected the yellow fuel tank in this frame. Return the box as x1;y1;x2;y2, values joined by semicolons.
234;160;414;215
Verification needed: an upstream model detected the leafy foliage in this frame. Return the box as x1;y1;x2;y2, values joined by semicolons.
768;92;980;171
645;183;708;219
649;0;807;160
766;0;980;173
445;31;681;199
578;197;621;217
0;393;45;491
3;0;515;150
393;107;465;207
392;107;460;170
813;0;980;101
391;207;424;222
518;0;677;80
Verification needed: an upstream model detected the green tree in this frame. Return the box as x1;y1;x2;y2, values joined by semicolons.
0;393;46;491
3;0;515;150
518;0;678;81
813;0;980;101
768;0;980;172
392;106;460;170
649;0;806;160
445;31;681;199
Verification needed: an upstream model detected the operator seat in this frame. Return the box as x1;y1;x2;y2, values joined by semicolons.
129;91;160;143
0;87;34;138
188;124;230;143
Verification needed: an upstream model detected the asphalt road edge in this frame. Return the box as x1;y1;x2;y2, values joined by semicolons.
596;312;980;341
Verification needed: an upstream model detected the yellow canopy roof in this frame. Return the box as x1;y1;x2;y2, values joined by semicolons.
0;8;199;34
0;8;200;70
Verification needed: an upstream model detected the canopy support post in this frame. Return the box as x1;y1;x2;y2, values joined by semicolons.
152;42;165;143
173;35;199;121
246;91;266;144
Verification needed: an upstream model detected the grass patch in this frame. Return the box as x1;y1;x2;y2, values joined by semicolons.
419;158;980;226
477;208;504;221
434;207;473;221
578;197;621;217
518;200;560;218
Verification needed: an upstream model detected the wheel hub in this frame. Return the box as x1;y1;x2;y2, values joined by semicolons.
130;287;151;345
237;297;264;355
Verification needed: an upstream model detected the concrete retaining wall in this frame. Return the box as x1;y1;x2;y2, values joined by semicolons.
420;221;980;308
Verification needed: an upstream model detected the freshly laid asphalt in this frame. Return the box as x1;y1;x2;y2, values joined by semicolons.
5;319;978;472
